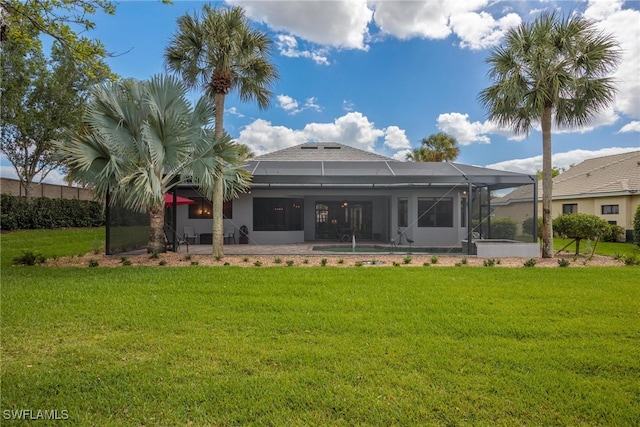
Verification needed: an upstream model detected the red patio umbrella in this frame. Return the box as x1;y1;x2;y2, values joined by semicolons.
164;194;196;206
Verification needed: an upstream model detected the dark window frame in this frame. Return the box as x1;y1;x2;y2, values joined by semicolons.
398;198;408;228
253;198;304;231
562;203;578;214
601;204;619;215
417;197;453;228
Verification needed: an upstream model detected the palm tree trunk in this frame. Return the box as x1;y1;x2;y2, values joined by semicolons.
541;105;554;258
212;92;226;258
148;205;166;253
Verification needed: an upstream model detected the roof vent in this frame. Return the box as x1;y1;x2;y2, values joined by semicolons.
301;146;318;150
324;146;341;150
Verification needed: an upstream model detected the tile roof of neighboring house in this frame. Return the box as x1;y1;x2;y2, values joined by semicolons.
551;150;640;197
496;150;640;203
253;142;394;162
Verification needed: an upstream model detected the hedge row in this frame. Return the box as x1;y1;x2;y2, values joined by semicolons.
0;194;104;231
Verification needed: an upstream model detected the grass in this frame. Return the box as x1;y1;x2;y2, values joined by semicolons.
0;227;104;268
1;228;640;425
553;237;640;258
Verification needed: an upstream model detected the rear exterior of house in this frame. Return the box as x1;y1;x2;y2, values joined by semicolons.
172;142;538;251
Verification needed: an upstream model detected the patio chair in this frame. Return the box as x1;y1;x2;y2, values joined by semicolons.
183;226;198;245
165;228;189;252
335;226;351;242
224;228;235;244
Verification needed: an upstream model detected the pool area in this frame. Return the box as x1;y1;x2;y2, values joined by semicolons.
312;244;463;254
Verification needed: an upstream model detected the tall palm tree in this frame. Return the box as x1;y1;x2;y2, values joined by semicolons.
55;74;251;253
406;132;459;162
164;5;278;258
478;12;619;258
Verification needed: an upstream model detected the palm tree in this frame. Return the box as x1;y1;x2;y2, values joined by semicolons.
164;5;278;258
406;132;459;162
478;12;619;258
55;74;251;253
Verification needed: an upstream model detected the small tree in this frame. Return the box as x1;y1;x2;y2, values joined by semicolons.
553;213;610;256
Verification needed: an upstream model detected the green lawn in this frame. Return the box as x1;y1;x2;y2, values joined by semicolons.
1;229;639;425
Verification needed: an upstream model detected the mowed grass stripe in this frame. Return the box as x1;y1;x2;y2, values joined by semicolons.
2;267;639;426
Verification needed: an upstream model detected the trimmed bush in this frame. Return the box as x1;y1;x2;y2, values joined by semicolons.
603;223;625;243
553;213;610;255
490;217;518;239
0;194;104;231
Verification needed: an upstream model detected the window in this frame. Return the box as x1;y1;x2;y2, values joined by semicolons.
601;205;619;215
460;197;467;227
418;197;453;227
253;198;304;231
562;203;578;214
398;198;408;228
188;198;233;219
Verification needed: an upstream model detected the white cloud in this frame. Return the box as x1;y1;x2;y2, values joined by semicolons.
277;94;322;115
485;147;640;175
383;126;411;150
232;0;373;50
449;11;521;50
391;149;412;161
225;107;244;118
584;1;640;120
436;112;493;145
618;121;640;133
236;112;392;155
275;34;330;65
277;94;299;113
0;156;68;186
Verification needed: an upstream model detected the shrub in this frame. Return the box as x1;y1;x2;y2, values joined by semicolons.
460;257;468;265
603;223;625;242
490;218;518;239
273;257;282;264
149;252;159;259
634;204;640;246
286;260;294;267
430;255;438;264
158;260;167;266
254;260;262;267
12;251;46;266
423;262;430;267
483;258;496;267
557;258;570;267
523;258;537;267
0;194;104;231
354;261;363;267
522;217;543;238
623;254;639;266
337;258;344;264
553;213;610;255
320;258;328;266
88;259;99;267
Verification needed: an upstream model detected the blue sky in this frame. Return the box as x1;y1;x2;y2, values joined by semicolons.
3;0;639;184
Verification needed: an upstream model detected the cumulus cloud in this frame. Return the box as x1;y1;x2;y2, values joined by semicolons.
485;147;640;175
225;107;244;118
436;112;494;145
236;112;394;155
383;126;411;150
584;1;640;120
449;11;521;50
231;0;373;50
618;121;640;133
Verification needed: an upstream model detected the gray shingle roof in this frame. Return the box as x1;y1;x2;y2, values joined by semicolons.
253;142;394;162
246;142;535;188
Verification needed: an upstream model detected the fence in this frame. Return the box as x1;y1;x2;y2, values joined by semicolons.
0;178;94;201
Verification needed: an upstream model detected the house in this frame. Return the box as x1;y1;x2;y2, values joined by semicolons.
167;142;538;254
494;150;640;241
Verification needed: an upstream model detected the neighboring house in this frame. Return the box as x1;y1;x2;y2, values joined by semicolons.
495;150;640;241
171;142;537;252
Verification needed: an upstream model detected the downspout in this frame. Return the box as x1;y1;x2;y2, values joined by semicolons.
105;188;111;255
533;177;539;245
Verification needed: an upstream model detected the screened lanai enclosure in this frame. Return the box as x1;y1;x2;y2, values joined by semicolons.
106;143;539;257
